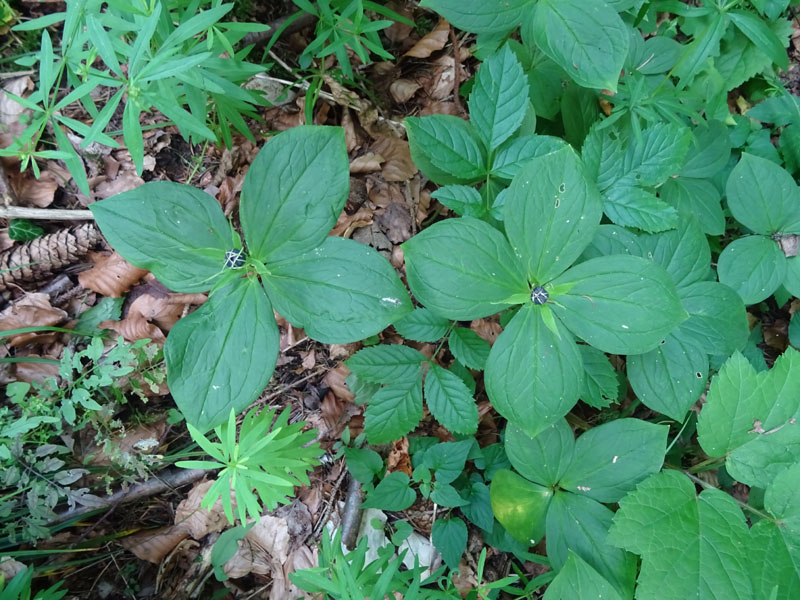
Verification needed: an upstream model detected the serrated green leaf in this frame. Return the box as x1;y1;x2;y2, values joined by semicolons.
364;375;423;444
421;0;532;33
240;126;349;263
430;185;486;218
392;307;450;342
551;255;687;355
543;550;623;600
346;345;426;383
8;219;43;241
432;517;468;570
423;363;478;435
362;472;416;510
608;470;753;600
90;182;231;293
485;306;584;438
505;420;575;487
164;278;278;430
726;153;800;236
403;217;528;320
582;124;624;191
405;115;487;185
448;327;490;370
491;134;566;180
263;236;411;343
504;146;603;283
620;123;693;187
717;235;787;305
559;419;667;503
638;216;710;288
674;281;749;356
628;334;708;421
603;185;679;233
578;345;619;408
490;468;552;545
468;44;528;150
532;0;628;92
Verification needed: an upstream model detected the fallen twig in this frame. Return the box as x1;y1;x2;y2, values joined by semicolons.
0;206;95;220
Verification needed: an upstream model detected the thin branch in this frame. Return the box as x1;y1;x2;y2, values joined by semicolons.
0;206;95;220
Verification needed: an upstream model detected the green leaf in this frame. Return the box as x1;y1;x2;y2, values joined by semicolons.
697;349;800;488
8;219;43;241
460;480;494;531
420;0;532;34
468;44;528;150
729;9;788;70
578;345;619;408
674;12;727;84
638;216;710;288
551;255;687;355
680;121;731;179
424;363;478;435
346;345;426;383
448;327;490;370
75;297;124;334
405;115;487;185
485;306;584;438
674;281;749;356
392;307;450;342
430;482;469;507
491;134;566;180
532;0;628;92
240;126;349;263
620;123;693;187
546;492;636;598
505;420;575;487
422;440;473;484
90;181;231;293
432;517;468;571
608;470;753;600
628;334;708;421
660;177;725;236
543;550;623;600
581;224;643;260
603;186;679;233
504;146;603;283
122;100;144;176
717;235;787;305
559;419;667;503
362;472;416;510
164;278;278;430
791;311;800;348
364;374;423;444
726;153;800;236
431;185;486;218
403;217;529;320
263;236;411;343
490;469;552;544
344;447;383;484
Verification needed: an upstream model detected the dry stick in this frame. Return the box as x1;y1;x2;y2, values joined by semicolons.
241;11;317;47
0;206;95;220
52;467;206;524
450;26;463;114
339;476;363;550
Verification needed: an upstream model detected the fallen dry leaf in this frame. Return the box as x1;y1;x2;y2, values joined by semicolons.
386;438;412;477
370;137;416;182
404;19;450;58
120;526;189;564
377;203;414;244
349;152;385;173
78;251;148;297
8;169;59;208
763;320;789;351
330;205;374;239
0;293;67;347
471;318;502;345
92;170;145;200
390;79;422;103
12;358;60;385
174;480;236;540
99;314;165;343
0;76;34;138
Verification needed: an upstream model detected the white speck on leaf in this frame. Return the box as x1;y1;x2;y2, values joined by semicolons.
577;485;591;492
613;455;618;463
621;324;629;329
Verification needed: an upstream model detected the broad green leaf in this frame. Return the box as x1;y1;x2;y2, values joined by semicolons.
485;306;584;438
164;278;278;430
422;440;473;484
697;349;800;488
490;469;552;544
364;375;423;444
765;462;800;535
532;0;628;92
729;9;788;69
469;44;528;150
392;307;450;342
559;419;667;503
448;327;490;370
505;420;575;487
582;124;624;191
620;122;693;187
603;185;679;233
420;0;531;34
90;181;231;293
432;518;468;571
638;216;710;288
608;470;753;600
263;236;411;343
717;235;787;305
403;217;529;320
430;185;485;218
459;481;494;531
628;334;708;421
546;492;636;598
581;224;643;260
405;115;487;185
543;551;622;600
424;363;478;435
680;121;731;179
560;83;598;147
430;482;469;508
240;126;349;262
551;255;687;355
345;345;426;383
491;135;566;180
674;12;727;84
344;447;383;484
504;146;603;283
362;472;416;510
660;177;725;235
726;153;800;236
674;281;749;356
748;92;800;126
791;311;800;348
578;345;619;408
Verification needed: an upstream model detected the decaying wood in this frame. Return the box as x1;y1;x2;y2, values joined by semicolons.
0;206;95;220
0;223;101;293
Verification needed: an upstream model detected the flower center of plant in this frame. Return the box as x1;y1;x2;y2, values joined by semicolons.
530;286;549;305
224;248;247;269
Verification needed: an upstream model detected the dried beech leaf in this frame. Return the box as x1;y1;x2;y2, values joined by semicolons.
224;515;292;578
370;137;417;182
324;364;354;402
349;152;385;173
99;315;165;343
175;480;236;540
13;358;59;385
93;171;145;200
9;169;59;208
0;76;34;137
390;79;422;103
405;19;450;58
0;293;67;346
78;251;148;297
120;526;189;564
